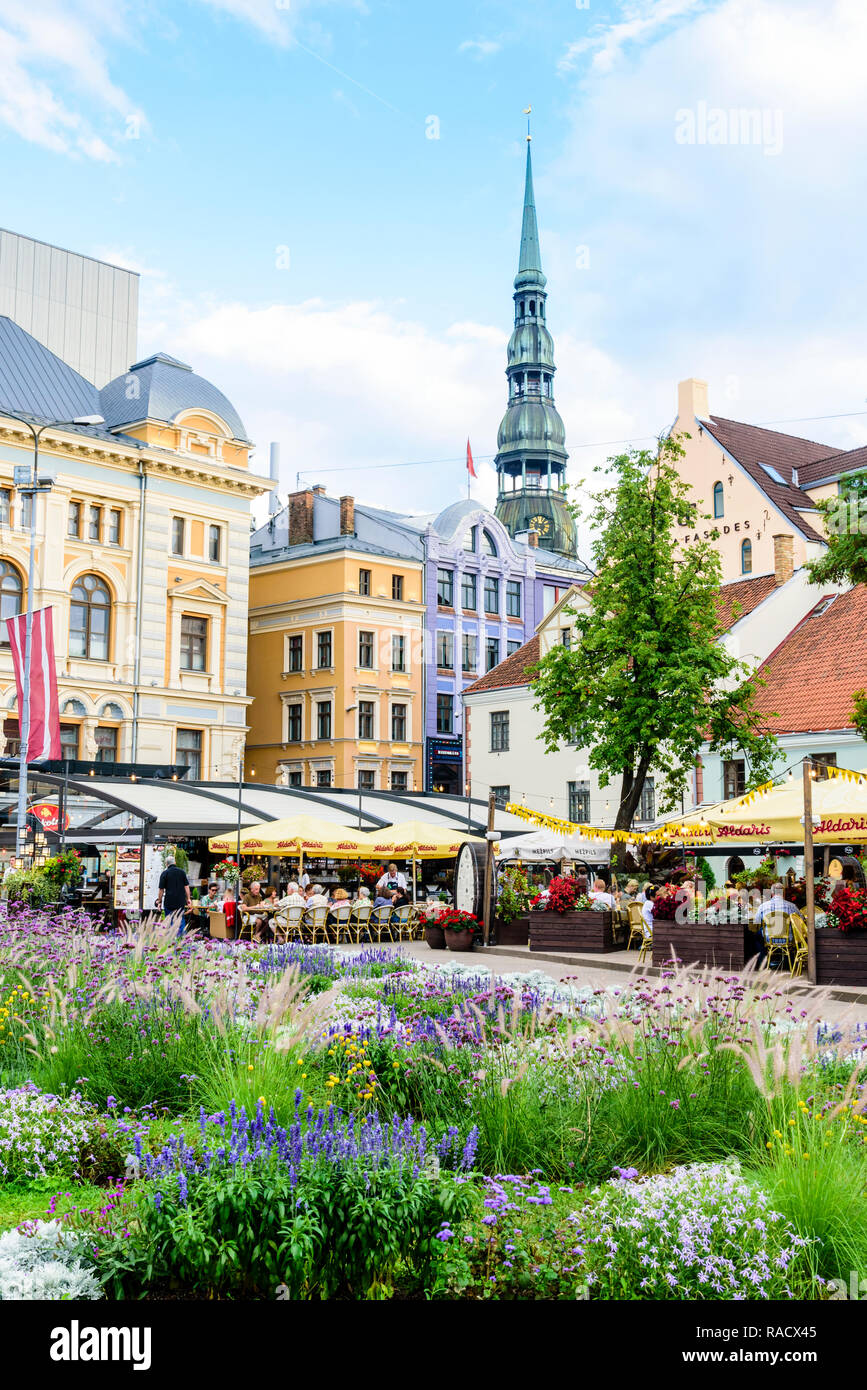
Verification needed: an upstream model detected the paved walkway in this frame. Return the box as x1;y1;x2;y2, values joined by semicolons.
336;939;867;1029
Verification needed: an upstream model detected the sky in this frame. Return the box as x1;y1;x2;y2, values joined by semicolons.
1;0;866;538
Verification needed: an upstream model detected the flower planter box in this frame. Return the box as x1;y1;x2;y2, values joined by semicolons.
652;922;756;972
494;914;529;947
529;910;616;953
444;927;474;952
815;931;867;986
424;923;446;950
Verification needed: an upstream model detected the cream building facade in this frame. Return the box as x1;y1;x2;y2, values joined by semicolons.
0;318;269;775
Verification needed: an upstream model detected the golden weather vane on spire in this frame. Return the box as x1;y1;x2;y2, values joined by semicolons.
523;105;532;141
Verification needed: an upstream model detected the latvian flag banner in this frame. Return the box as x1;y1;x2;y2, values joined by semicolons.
5;607;61;761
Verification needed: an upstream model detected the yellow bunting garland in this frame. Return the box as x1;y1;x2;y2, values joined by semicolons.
503;802;714;844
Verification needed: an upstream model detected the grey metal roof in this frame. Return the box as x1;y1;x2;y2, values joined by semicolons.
100;352;250;444
0;315;101;423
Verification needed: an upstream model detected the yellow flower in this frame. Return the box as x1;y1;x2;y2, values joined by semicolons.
301;1073;307;1079
803;1153;810;1160
247;1064;254;1072
766;1141;773;1149
788;1119;795;1127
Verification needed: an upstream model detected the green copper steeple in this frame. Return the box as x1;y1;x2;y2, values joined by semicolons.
494;138;576;557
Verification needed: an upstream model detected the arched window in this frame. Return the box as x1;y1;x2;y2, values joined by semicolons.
62;698;87;716
101;702;124;719
69;574;111;660
741;539;752;574
0;561;22;633
462;526;476;553
713;482;724;518
481;530;497;557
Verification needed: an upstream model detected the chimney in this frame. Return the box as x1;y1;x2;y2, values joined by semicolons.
311;484;326;496
772;533;794;586
268;442;281;515
528;527;539;548
288;489;314;546
677;377;710;423
339;495;355;536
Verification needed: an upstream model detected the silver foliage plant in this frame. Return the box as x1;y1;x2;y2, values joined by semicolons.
0;1220;102;1300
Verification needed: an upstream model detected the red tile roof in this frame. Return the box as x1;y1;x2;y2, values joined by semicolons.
703;416;829;542
751;586;867;733
463;635;540;694
798;442;867;486
715;573;778;632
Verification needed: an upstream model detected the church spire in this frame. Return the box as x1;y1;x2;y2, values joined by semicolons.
517;141;545;285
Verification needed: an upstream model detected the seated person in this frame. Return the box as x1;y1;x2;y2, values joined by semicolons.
279;881;306;907
641;888;656;932
376;862;407;896
754;883;798;922
373;891;396;911
241;880;269;939
390;888;410;909
327;887;351;923
304;883;329;910
620;879;640;904
589;877;617;909
353;885;372;904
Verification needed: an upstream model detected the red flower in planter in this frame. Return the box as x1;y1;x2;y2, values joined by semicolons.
438;909;483;937
651;884;682;922
545;876;581;915
829;883;867;934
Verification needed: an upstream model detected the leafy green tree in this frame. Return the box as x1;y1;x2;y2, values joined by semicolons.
806;472;867;587
532;436;778;850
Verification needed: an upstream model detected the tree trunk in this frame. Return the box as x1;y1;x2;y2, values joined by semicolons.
610;753;653;867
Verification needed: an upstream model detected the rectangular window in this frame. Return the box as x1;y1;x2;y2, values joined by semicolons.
359;568;371;596
437;568;454;607
358;700;375;739
639;777;656;822
180;615;208;671
485;636;500;672
436;693;453;734
316;701;332;740
288;770;303;787
461;572;477;611
2;719;19;759
490;711;509;752
358;630;374;669
171;517;185;556
88;504;101;541
176;728;202;779
484;576;499;615
568;781;590;822
561;629;571;648
208;525;221;562
108;509;122;545
316;631;332;669
21;493;32;531
391;574;403;601
316;769;332;788
723;759;746;800
60;724;79;761
0;489;11;525
491;785;510;809
286;704;302;741
813;753;837;780
287;634;303;671
391;634;406;672
391;703;406;741
68;501;81;539
391;771;408;791
462;633;478;673
436;631;454;670
506;580;521;618
358;769;375;791
507;640;521;655
94;726;118;763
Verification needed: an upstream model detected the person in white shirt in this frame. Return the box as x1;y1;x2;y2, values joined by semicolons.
305;884;329;909
589;877;617;910
376;862;408;895
641;888;656;932
636;881;653;905
754;884;799;923
299;871;311;890
279;881;306;908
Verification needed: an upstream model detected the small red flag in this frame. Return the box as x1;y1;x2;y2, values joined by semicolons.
466;439;477;479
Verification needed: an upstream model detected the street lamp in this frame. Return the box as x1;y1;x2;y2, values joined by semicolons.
4;412;104;858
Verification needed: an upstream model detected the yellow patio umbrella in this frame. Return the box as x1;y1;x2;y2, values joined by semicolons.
705;769;867;843
208;815;370;858
357;820;489;903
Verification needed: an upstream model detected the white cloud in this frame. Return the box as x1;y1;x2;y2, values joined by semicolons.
194;0;367;47
458;37;502;59
0;0;144;159
559;0;712;74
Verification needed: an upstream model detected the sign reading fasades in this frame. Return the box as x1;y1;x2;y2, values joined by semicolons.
680;520;762;543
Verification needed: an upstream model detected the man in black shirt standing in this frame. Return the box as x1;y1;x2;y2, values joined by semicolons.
156;852;191;936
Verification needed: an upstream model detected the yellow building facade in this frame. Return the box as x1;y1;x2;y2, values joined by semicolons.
0;325;270;775
247;491;425;790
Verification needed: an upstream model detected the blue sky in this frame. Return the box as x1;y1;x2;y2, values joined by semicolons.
1;0;866;529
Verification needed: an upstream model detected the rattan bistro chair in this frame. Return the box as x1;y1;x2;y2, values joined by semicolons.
327;902;353;944
273;904;304;943
790;912;809;978
370;904;393;943
391;903;413;943
349;900;373;943
638;914;653;965
762;911;794;971
626;902;644;951
300;905;329;945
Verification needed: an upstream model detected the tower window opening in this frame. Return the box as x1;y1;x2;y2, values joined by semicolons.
529;300;535;315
